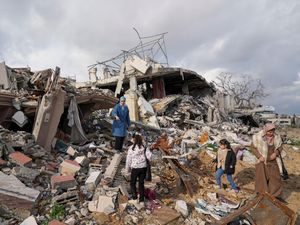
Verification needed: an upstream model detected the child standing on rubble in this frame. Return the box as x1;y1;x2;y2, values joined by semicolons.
126;133;152;208
214;139;239;193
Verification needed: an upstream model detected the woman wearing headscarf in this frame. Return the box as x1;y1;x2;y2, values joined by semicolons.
251;123;283;197
112;96;130;152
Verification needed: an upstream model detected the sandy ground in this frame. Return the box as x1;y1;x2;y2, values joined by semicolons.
194;127;300;224
235;127;300;224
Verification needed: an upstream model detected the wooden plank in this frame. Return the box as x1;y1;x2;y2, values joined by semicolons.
158;148;194;197
213;195;263;225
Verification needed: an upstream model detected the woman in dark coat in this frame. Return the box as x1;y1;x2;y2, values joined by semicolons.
215;139;238;192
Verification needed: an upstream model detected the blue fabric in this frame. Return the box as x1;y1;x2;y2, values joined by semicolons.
112;104;130;137
216;168;238;190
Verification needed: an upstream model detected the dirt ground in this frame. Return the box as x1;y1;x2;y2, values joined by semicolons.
235;127;300;224
194;127;300;224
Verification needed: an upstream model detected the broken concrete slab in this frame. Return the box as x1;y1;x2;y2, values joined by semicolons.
85;171;101;191
103;153;122;185
88;195;115;214
0;172;40;211
9;151;32;166
20;216;38;225
12;111;28;127
12;166;40;182
138;96;155;117
32;75;66;151
175;200;189;217
51;175;76;190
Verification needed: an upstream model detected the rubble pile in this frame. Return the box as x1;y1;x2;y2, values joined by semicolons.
1;56;298;225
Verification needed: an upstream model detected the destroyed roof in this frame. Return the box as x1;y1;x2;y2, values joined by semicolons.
95;66;213;91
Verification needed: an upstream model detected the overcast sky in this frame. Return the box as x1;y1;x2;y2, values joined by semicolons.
1;0;300;114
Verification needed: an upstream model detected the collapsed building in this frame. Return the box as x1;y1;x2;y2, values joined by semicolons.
0;34;298;225
0;61;117;151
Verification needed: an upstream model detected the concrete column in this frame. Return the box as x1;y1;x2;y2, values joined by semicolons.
182;82;189;95
125;91;139;122
129;76;138;91
89;68;98;82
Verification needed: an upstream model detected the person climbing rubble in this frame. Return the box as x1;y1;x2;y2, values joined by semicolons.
214;139;239;193
126;133;152;208
111;96;131;152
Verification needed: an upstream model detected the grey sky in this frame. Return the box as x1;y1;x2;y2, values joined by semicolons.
1;0;300;114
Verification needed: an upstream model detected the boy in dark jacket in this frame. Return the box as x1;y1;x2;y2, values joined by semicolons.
215;139;239;193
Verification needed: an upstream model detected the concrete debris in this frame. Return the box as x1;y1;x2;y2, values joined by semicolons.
9;151;32;166
0;172;40;212
175;200;189;217
51;175;76;190
0;41;299;225
85;171;101;191
59;160;81;176
12;111;28;127
88;195;115;214
20;216;38;225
